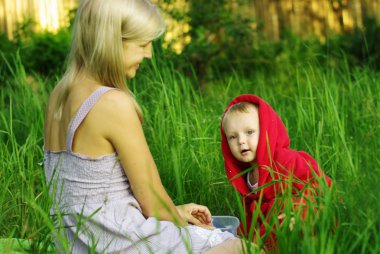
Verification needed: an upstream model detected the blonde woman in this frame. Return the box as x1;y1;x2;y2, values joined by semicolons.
43;0;243;253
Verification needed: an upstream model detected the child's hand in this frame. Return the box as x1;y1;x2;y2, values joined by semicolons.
176;203;215;229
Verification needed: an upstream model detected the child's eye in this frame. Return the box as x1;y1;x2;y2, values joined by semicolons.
247;130;254;135
228;135;236;140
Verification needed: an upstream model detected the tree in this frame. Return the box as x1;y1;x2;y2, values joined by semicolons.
184;0;255;88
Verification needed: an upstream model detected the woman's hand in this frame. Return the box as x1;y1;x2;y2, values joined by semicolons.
176;203;215;229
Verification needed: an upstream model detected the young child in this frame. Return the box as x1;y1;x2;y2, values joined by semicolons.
220;94;332;249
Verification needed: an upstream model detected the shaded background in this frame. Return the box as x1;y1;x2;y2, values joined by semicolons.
1;0;379;87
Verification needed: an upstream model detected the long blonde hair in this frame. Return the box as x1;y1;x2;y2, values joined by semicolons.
54;0;166;119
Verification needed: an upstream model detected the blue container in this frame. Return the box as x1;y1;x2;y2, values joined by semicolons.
211;216;240;236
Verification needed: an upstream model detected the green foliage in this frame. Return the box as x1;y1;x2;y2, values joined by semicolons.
0;34;18;86
0;55;53;253
0;33;17;54
18;29;71;76
0;19;71;78
2;2;380;89
159;1;380;90
325;17;380;70
172;0;255;88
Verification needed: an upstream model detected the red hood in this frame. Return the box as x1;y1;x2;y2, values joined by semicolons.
221;94;331;201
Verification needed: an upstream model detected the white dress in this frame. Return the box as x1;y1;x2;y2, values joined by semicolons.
43;87;235;253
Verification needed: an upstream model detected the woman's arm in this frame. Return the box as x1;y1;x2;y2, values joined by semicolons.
100;90;186;226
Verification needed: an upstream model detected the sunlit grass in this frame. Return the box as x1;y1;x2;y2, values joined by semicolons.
0;52;379;253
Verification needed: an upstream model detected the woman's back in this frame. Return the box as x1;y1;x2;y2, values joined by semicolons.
44;83;146;253
44;78;115;157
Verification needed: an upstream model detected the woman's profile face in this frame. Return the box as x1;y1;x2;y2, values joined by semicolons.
122;40;152;78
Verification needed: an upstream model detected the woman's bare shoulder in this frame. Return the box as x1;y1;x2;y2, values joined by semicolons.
93;89;144;146
97;89;138;115
91;89;141;134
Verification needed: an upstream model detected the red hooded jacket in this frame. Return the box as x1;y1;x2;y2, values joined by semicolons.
221;94;332;239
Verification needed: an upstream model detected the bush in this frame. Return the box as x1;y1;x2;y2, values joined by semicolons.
0;33;19;86
0;19;72;77
19;29;71;76
325;17;380;70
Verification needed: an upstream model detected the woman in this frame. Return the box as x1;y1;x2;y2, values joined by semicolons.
43;0;243;253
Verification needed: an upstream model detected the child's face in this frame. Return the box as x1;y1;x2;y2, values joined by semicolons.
223;105;260;164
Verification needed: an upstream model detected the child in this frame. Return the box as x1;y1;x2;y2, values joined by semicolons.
220;94;332;249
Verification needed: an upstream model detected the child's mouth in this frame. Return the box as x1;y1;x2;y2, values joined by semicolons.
241;149;250;154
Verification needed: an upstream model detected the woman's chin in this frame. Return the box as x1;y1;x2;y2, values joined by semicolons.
126;71;137;79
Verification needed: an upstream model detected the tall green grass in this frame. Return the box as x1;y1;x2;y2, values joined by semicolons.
0;55;53;252
0;52;379;253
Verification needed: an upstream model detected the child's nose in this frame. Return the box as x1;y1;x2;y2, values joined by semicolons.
238;136;246;145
